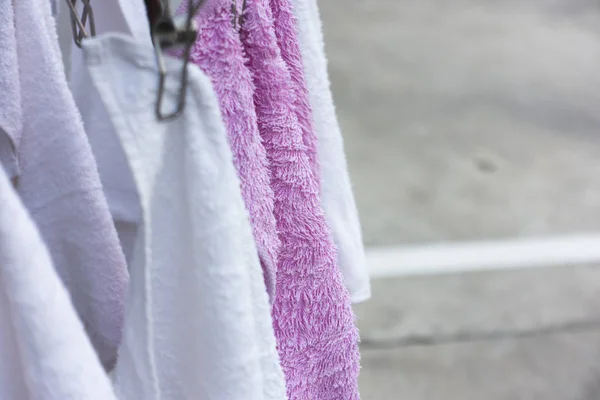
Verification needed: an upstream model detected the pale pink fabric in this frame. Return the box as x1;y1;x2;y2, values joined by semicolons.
240;0;361;398
0;0;129;370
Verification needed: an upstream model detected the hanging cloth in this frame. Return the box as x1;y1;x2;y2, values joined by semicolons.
81;32;287;400
0;0;129;370
277;0;371;303
0;164;117;400
68;0;152;266
239;0;361;398
176;0;280;302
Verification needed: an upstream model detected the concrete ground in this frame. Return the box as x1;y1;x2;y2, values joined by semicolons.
354;266;600;399
322;0;600;246
319;0;600;398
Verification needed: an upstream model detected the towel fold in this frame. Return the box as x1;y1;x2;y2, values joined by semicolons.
0;0;21;179
0;164;118;400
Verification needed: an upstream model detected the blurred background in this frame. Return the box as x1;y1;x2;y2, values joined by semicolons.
320;1;600;398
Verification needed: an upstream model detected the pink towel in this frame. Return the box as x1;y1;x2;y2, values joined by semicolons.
177;0;280;301
268;0;319;181
240;0;361;398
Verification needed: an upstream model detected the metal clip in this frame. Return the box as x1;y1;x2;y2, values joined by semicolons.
64;0;96;48
152;0;206;121
231;0;247;30
144;0;165;29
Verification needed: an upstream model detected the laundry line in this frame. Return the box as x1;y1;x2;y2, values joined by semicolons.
366;234;600;279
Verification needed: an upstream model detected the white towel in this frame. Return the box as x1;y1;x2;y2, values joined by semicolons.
0;0;130;369
291;0;371;303
68;0;154;263
82;33;287;400
0;164;118;400
0;0;21;179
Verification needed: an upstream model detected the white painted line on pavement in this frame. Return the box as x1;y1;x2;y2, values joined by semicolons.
366;234;600;279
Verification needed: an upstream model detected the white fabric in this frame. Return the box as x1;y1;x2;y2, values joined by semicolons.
291;0;371;302
0;164;118;400
0;0;21;179
0;0;129;369
69;0;151;225
82;33;287;400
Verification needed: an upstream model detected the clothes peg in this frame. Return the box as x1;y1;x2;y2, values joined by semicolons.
152;0;206;120
231;0;247;30
64;0;96;47
144;0;164;31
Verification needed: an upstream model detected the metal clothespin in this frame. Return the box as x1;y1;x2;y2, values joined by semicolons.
144;0;164;29
64;0;96;48
152;0;206;121
231;0;247;30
